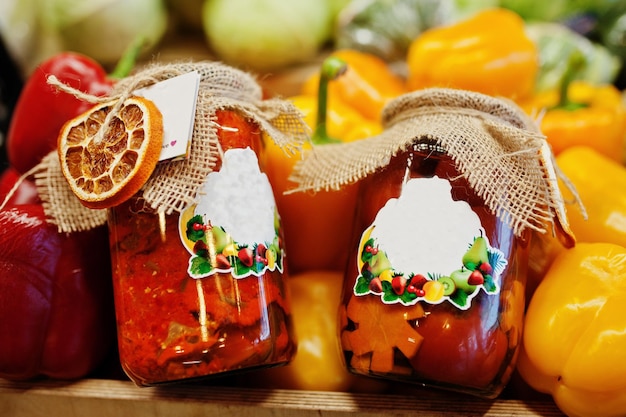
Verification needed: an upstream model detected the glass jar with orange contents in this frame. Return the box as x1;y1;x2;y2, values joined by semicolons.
107;107;297;386
291;88;577;398
53;62;309;387
39;62;307;386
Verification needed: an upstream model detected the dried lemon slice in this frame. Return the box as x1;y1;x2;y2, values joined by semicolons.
58;96;163;209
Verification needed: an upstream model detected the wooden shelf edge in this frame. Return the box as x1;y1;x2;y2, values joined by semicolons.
0;378;563;417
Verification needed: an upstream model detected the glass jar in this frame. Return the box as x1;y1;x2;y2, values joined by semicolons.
107;110;296;386
339;143;529;398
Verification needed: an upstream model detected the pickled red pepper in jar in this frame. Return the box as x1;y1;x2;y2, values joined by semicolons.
290;88;580;398
108;109;296;386
37;62;308;386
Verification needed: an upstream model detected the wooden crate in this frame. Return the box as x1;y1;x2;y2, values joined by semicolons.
0;377;564;417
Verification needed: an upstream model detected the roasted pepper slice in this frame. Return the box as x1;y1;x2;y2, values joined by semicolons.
406;8;539;100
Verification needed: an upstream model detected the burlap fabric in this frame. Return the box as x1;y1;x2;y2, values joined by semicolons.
33;61;309;233
289;88;583;242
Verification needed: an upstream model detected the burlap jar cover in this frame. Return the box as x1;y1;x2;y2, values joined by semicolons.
31;61;309;233
289;88;584;245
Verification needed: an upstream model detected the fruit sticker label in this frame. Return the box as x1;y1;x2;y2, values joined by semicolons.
353;176;507;310
178;147;284;279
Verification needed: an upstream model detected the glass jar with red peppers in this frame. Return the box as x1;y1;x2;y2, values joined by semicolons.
339;142;529;398
108;109;296;386
290;88;575;399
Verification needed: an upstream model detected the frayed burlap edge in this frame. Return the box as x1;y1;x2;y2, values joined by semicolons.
34;60;310;233
289;88;584;242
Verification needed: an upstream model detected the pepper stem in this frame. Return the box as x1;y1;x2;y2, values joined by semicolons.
108;36;146;80
312;56;348;145
554;51;587;111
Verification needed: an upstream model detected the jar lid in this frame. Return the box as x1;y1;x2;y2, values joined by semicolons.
31;61;309;233
381;87;534;131
290;88;582;244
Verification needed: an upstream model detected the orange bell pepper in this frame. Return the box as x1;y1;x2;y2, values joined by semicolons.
301;49;407;121
406;8;539;101
520;80;626;163
263;57;383;274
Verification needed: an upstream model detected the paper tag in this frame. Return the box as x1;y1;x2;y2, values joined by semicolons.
135;71;200;161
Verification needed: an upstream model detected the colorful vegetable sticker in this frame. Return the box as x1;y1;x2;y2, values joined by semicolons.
179;147;284;279
353;176;507;310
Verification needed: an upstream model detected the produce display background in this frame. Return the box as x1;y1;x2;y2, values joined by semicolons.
10;0;625;411
0;28;572;415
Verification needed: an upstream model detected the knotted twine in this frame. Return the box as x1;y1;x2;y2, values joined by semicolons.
33;61;310;233
289;88;583;244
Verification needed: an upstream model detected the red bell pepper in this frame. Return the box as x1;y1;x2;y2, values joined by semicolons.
0;44;141;380
0;200;116;380
6;42;140;174
6;52;113;174
0;167;39;206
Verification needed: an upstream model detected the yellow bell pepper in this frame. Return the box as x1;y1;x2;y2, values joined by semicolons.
406;8;539;101
247;270;388;392
520;81;626;163
518;242;626;417
288;94;382;143
527;145;626;293
263;57;383;274
558;146;626;246
301;49;407;121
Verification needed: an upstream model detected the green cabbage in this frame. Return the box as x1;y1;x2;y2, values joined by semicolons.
202;0;333;72
41;0;168;66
